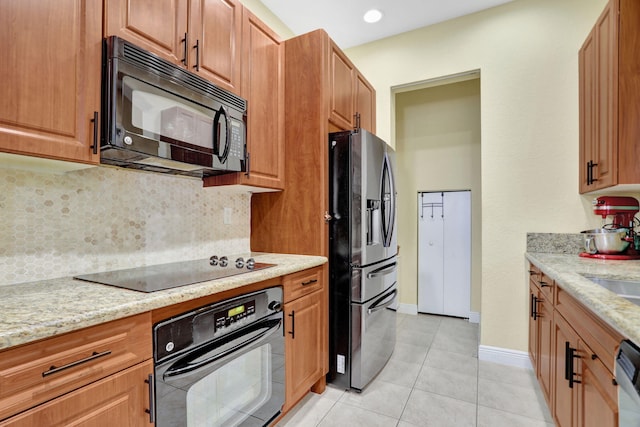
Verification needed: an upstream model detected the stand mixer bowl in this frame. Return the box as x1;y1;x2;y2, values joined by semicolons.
581;228;630;254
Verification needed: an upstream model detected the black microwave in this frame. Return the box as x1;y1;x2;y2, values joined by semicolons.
101;36;247;177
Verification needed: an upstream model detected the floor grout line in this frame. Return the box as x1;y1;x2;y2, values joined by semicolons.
278;313;551;427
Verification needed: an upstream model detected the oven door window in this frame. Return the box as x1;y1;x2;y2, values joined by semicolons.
186;344;271;427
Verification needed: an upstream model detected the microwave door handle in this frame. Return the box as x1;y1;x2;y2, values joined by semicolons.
212;105;231;163
163;317;282;380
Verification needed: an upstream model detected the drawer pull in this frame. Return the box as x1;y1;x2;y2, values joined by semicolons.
301;279;318;286
42;350;112;377
540;281;550;288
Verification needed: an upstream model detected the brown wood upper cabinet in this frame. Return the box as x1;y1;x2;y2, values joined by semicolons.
329;40;376;133
106;0;242;95
203;8;285;190
0;0;102;165
579;0;640;193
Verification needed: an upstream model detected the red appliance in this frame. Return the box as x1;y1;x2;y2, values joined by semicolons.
592;196;640;229
581;196;640;260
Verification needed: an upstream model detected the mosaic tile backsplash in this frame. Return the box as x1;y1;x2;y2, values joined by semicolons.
0;166;250;285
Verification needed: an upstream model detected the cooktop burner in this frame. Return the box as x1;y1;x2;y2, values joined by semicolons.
74;256;275;293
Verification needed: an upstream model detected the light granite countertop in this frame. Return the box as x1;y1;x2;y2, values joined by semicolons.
0;253;326;351
526;252;640;346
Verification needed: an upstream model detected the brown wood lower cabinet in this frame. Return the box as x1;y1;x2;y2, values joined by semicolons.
528;263;622;427
0;360;153;426
529;279;554;403
283;266;328;411
0;313;153;426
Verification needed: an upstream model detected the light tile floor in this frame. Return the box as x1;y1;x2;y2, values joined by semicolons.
277;312;554;427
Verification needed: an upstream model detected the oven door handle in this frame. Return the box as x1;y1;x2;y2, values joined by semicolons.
163;317;282;380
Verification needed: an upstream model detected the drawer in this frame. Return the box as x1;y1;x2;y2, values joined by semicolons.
556;287;622;372
0;312;151;421
283;266;324;302
528;263;555;303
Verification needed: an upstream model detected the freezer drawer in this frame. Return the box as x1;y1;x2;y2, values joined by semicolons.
350;283;397;391
352;258;398;304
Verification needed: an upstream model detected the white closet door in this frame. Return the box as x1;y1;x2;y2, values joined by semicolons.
417;192;444;314
442;191;471;318
417;191;471;318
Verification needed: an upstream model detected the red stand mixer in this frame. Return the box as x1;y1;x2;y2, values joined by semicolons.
580;196;640;259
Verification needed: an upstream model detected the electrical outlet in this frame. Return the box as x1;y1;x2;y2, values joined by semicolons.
337;354;345;374
223;207;232;225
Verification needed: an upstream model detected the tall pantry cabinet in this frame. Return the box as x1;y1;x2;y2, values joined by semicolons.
251;29;376;257
250;29;375;408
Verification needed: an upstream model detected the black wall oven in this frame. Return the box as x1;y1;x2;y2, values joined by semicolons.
153;287;284;426
102;36;247;177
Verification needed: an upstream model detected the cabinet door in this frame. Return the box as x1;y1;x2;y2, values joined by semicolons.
528;283;539;370
593;1;618;190
579;28;595;193
355;71;376;133
240;10;284;188
553;314;580;427
190;0;242;94
579;0;618;192
0;0;101;164
105;0;189;66
284;290;325;410
537;291;554;404
578;341;618;427
203;8;284;189
0;360;153;427
329;42;355;131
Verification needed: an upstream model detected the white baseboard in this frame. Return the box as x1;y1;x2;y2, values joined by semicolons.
397;303;418;315
478;345;533;370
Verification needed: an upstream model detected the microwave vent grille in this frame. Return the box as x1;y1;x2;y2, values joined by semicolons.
121;42;247;113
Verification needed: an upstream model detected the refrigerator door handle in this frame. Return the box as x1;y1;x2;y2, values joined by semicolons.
380;153;396;248
367;288;398;315
366;262;397;279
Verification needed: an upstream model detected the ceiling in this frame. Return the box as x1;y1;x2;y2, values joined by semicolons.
260;0;516;49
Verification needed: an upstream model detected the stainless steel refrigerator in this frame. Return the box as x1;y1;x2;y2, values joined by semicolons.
327;129;398;391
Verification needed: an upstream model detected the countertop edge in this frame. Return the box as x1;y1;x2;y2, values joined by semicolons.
0;254;327;351
525;252;640;346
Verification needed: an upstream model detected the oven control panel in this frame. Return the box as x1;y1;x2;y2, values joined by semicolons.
214;300;256;332
153;286;282;363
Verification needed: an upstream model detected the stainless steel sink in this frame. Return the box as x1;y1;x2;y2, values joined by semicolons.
583;276;640;306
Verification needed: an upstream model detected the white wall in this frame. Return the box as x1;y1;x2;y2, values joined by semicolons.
345;0;608;352
395;79;482;313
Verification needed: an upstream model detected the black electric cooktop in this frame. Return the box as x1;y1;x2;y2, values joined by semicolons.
74;257;275;293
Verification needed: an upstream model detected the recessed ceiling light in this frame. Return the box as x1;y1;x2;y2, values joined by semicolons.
363;9;383;24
